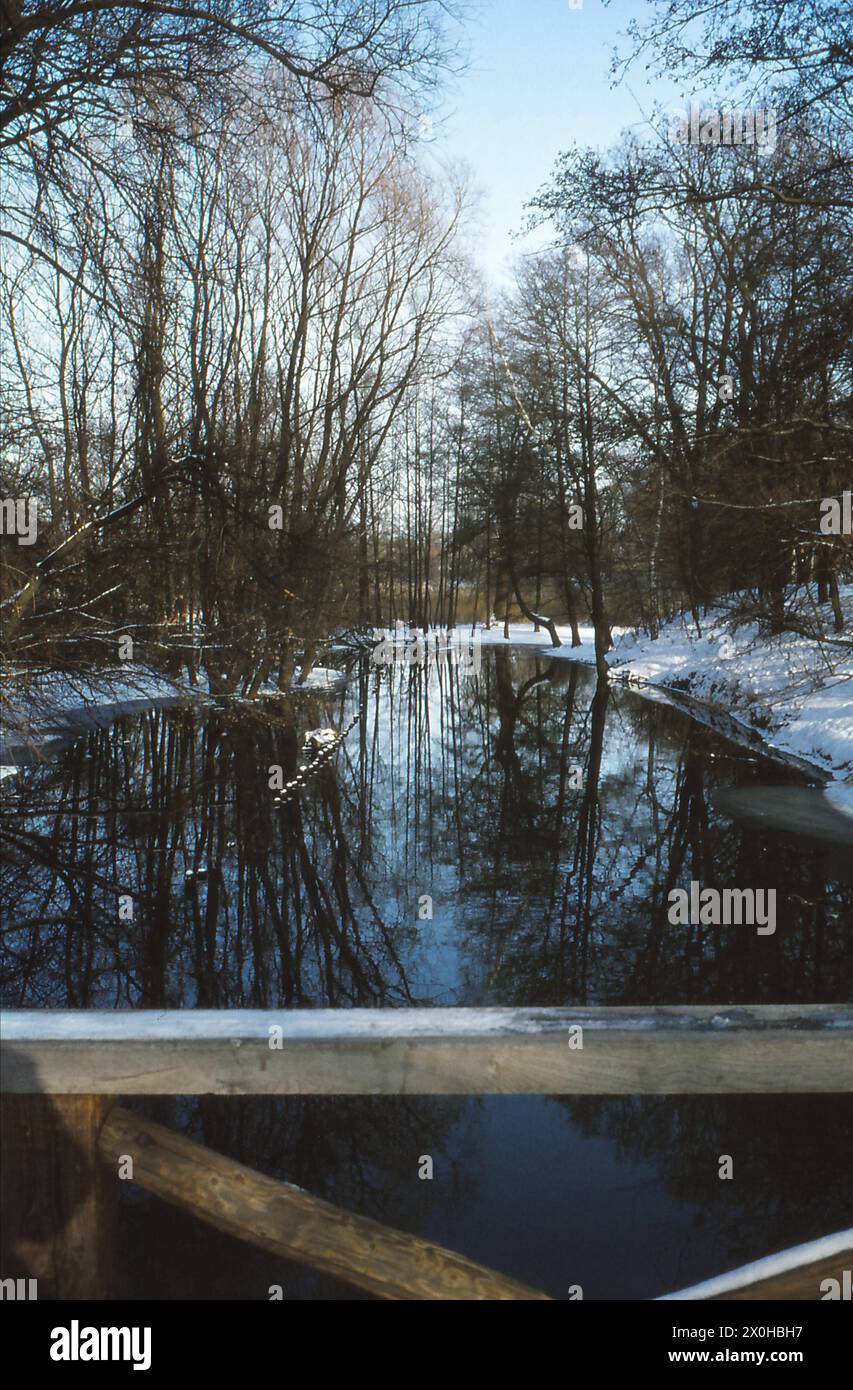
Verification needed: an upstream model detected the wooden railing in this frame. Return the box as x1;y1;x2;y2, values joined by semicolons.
4;1003;852;1094
2;1004;852;1300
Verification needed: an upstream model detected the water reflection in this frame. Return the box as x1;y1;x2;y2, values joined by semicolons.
2;649;851;1298
2;651;851;1008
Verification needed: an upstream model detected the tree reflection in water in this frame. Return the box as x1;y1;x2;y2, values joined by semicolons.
2;649;851;1298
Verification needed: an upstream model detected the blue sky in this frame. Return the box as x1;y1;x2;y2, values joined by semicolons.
431;0;684;285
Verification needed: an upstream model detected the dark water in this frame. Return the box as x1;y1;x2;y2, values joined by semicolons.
2;649;851;1298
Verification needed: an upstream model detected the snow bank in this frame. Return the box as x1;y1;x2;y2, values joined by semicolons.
442;620;599;649
408;590;852;782
291;666;348;691
0;667;191;778
825;781;853;820
659;1226;853;1300
603;587;853;781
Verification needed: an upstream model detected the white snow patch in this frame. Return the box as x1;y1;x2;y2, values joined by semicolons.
659;1227;853;1300
3;1004;844;1043
291;666;348;691
303;727;338;747
0;667;194;779
411;587;852;780
604;587;853;779
825;781;853;820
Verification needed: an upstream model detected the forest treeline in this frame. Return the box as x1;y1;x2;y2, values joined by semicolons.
1;0;851;688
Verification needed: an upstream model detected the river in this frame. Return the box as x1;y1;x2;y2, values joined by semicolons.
1;648;851;1298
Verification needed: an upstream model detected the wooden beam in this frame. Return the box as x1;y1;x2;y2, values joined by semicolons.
661;1229;853;1301
0;1095;116;1299
99;1106;550;1301
2;1005;851;1096
714;1251;853;1301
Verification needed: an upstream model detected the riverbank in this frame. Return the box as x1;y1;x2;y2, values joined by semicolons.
448;584;853;785
4;585;851;791
0;668;190;780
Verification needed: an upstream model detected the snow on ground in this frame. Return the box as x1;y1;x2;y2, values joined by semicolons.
291;666;348;691
602;588;853;783
458;621;599;648
658;1226;853;1300
3;666;184;721
0;666;191;778
1;656;351;780
408;589;853;782
4;587;850;785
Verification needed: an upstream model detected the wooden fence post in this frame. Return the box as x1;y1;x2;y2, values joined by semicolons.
0;1095;117;1300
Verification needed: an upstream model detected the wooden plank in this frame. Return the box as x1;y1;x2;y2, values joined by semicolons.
661;1229;853;1301
2;1005;851;1095
0;1095;116;1299
715;1251;853;1300
99;1105;550;1300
